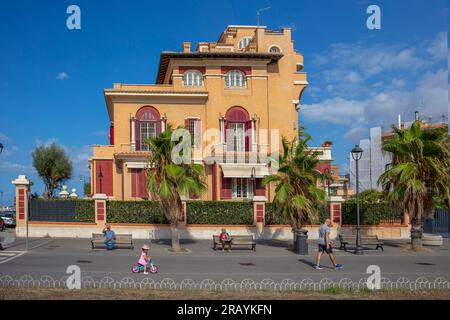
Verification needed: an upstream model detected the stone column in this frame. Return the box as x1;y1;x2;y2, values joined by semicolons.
251;118;257;152
253;196;267;237
93;194;108;227
131;117;136;151
12;175;32;238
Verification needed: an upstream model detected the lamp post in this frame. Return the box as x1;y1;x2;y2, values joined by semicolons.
250;167;256;199
323;168;331;199
98;168;103;194
351;145;364;255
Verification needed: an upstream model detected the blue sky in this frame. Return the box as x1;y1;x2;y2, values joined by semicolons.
0;0;447;205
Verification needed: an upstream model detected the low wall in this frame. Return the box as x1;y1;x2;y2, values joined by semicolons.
18;223;409;240
340;224;411;239
18;222;342;240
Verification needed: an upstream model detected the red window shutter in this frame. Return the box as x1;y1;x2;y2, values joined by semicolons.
109;125;114;145
135;120;141;151
139;169;148;199
221;176;232;200
95;160;114;197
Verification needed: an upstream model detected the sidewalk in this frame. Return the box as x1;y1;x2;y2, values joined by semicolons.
1;234;449;283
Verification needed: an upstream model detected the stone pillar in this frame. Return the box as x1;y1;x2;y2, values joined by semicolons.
12;175;32;237
131;117;136;151
329;202;342;225
93;194;108;226
253;196;267;237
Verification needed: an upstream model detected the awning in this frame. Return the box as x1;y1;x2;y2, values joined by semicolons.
220;163;270;178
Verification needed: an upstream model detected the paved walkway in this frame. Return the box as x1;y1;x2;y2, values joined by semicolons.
1;231;449;283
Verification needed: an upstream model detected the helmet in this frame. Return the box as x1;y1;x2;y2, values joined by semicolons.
142;245;150;250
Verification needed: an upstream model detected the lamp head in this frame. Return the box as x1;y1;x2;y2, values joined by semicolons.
351;145;363;161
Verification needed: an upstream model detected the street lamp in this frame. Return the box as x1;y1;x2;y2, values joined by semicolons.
0;143;4;155
98;168;103;194
323;168;331;199
351;145;364;255
250;167;256;199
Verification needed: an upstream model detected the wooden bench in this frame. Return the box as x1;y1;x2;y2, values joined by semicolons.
339;234;384;251
91;233;134;249
213;235;256;251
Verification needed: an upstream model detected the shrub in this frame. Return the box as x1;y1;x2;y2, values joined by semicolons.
106;201;169;224
341;202;401;225
265;202;329;225
75;200;95;222
186;201;253;225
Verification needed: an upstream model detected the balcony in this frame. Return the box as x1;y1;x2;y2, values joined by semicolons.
207;144;270;164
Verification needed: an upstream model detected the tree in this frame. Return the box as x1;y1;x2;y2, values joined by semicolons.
347;189;384;204
83;181;92;197
145;124;206;252
378;121;449;251
32;144;73;199
262;131;327;230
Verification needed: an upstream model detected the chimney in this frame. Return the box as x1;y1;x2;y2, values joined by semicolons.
397;114;401;128
182;42;191;53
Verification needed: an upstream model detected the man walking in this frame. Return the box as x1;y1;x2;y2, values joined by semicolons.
314;219;343;270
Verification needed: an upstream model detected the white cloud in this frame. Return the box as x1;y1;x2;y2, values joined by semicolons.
301;97;366;125
303;68;447;127
391;78;405;88
0;161;33;173
344;127;367;141
425;31;447;61
56;72;69;80
0;132;10;142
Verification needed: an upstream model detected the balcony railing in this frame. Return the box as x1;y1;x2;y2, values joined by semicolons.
209;144;270;164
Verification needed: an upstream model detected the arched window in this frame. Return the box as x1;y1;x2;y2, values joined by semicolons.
183;70;203;86
225;70;246;88
238;37;252;50
135;106;161;151
225;106;251;152
269;45;281;53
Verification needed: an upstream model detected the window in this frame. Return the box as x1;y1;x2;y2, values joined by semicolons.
183;70;203;86
268;45;281;53
225;70;246;88
140;121;156;151
238;37;253;50
187;118;201;148
227;122;245;152
232;178;253;199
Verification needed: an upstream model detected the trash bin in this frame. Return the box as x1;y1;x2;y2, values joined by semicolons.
293;229;308;255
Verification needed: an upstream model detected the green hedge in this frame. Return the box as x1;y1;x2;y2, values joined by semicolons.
75;200;95;222
341;202;401;225
265;203;329;225
106;201;169;224
186;201;253;225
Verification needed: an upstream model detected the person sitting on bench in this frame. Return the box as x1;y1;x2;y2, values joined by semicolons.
219;228;232;252
102;224;116;250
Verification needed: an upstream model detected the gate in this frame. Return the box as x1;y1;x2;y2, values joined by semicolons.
29;200;77;222
424;209;449;234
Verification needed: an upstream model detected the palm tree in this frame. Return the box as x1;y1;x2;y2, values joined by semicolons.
145;124;206;252
378;121;449;251
262;132;327;230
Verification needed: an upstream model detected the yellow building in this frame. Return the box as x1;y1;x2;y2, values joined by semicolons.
89;25;308;201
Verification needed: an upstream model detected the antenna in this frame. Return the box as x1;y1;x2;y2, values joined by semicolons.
257;7;271;26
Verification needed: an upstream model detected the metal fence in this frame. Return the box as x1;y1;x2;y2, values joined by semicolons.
424;209;449;234
29;200;77;222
